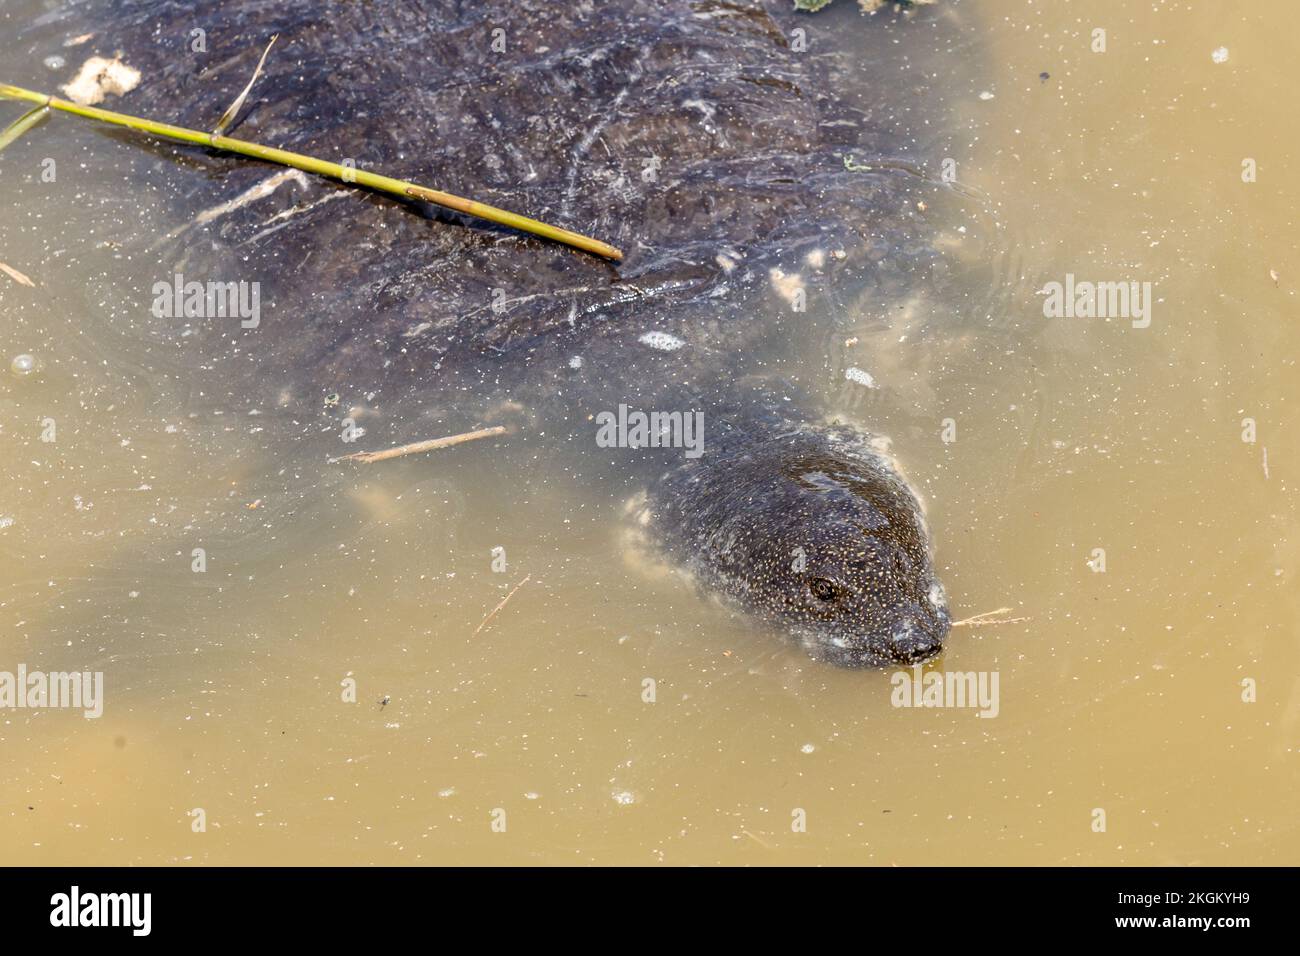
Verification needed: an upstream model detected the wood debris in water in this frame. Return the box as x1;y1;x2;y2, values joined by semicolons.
951;607;1030;628
0;38;624;261
0;261;35;287
473;574;532;637
342;425;507;464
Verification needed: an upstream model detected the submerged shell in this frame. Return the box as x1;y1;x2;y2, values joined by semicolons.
10;0;973;431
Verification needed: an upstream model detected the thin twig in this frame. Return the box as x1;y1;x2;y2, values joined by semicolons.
473;574;532;636
0;261;36;287
0;81;623;260
342;425;507;464
951;607;1030;628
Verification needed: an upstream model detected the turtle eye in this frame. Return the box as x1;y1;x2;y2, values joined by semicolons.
809;577;840;602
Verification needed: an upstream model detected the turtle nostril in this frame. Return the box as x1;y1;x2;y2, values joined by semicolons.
889;608;945;663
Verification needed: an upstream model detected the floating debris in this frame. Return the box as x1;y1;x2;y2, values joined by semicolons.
343;425;507;464
951;607;1030;628
59;55;140;106
472;573;532;636
768;267;805;307
844;366;877;388
0;105;50;152
0;262;35;287
1;50;623;259
213;35;278;136
638;330;686;352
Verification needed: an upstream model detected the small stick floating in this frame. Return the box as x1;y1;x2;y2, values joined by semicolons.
342;425;507;464
0;81;623;260
0;261;36;287
951;607;1030;628
473;574;532;637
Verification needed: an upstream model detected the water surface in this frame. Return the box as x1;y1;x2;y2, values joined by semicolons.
0;0;1296;864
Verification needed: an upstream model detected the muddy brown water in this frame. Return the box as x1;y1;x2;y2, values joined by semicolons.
0;0;1297;864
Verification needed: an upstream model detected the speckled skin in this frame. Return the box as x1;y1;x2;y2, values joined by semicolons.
644;385;949;665
9;0;972;664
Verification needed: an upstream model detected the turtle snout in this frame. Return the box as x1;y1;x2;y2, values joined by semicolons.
887;601;950;664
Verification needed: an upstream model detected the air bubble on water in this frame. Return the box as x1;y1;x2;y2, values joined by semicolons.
437;788;456;798
612;789;637;806
43;55;65;70
10;354;37;376
524;792;540;800
800;743;816;754
978;91;995;101
0;517;14;531
1211;46;1229;64
568;356;583;369
638;331;686;352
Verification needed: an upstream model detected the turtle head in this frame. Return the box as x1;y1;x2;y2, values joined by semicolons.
656;425;950;666
773;441;951;666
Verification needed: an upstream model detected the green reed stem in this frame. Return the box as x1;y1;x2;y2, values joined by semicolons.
0;82;624;261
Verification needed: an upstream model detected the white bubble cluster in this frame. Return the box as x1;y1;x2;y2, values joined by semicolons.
638;331;686;352
844;366;877;389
